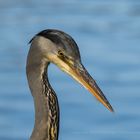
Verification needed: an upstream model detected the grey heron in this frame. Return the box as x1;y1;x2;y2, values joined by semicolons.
26;29;114;140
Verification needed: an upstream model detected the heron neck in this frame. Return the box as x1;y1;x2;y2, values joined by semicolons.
26;60;59;140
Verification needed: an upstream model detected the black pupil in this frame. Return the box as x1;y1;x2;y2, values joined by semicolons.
59;51;63;56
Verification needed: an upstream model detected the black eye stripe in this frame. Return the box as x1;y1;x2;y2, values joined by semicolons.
29;29;81;61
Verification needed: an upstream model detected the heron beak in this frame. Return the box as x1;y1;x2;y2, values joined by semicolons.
67;63;114;112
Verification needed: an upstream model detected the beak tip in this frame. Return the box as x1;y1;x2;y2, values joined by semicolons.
107;104;114;113
69;64;114;113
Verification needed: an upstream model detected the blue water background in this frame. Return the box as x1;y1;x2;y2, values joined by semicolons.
0;0;140;140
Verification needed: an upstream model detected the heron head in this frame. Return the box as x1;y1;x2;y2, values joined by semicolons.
30;29;114;112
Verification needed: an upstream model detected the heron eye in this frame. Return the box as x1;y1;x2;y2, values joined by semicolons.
58;50;64;57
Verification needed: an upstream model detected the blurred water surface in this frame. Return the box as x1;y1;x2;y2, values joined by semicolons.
0;0;140;140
